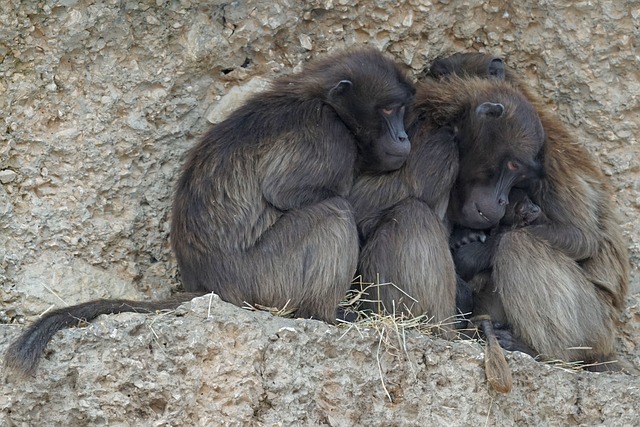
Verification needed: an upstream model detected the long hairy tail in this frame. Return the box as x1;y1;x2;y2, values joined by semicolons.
475;315;513;393
4;292;204;377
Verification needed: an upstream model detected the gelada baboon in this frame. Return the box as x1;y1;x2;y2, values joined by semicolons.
5;48;416;376
452;187;546;356
451;187;545;282
431;53;629;369
500;188;543;229
350;62;554;326
349;122;460;321
450;189;540;393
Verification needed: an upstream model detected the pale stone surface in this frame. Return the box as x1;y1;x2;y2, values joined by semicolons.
2;295;640;426
0;170;17;184
1;0;639;425
205;77;271;124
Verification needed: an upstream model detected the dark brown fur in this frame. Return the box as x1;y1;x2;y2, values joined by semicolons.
349;69;547;323
4;293;203;377
171;48;414;322
451;187;545;280
4;48;416;376
500;188;543;228
431;53;629;368
454;188;546;354
349;122;459;320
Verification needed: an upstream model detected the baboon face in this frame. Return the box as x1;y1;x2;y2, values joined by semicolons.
425;53;544;229
452;93;544;229
325;53;415;172
502;188;541;227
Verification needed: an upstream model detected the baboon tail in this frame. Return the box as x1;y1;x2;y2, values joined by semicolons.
4;292;204;377
477;316;513;393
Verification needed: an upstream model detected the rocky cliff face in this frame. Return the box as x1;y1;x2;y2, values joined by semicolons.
1;1;639;425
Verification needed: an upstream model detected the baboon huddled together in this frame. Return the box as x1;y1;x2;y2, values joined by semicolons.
432;53;629;369
5;48;629;377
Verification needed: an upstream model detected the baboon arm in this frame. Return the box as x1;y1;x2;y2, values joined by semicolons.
530;143;606;261
263;181;341;211
350;173;409;216
455;275;473;317
525;223;600;261
262;163;339;211
452;238;495;281
349;174;410;240
262;130;354;211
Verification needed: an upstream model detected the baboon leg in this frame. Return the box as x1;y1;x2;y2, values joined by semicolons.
455;275;474;321
493;229;616;362
358;198;457;321
471;271;508;326
469;273;534;353
250;196;358;323
491;327;537;356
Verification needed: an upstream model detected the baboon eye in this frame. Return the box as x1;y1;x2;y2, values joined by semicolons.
507;161;520;171
382;107;394;116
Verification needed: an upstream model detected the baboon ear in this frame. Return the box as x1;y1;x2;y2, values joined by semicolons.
488;58;506;80
329;80;353;99
476;102;505;118
428;59;451;78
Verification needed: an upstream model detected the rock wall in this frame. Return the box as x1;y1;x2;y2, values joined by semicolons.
3;295;640;426
1;0;639;425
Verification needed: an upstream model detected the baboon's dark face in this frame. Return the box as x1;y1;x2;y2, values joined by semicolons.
502;188;541;226
355;99;412;172
514;198;541;226
452;95;544;229
326;62;415;173
425;53;544;229
373;102;411;171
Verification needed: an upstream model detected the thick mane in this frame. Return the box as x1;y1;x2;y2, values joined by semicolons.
414;76;532;125
270;48;414;102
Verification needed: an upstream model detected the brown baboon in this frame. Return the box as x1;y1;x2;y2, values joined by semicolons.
452;187;545;356
349;70;546;323
5;48;416;376
171;48;414;322
349;122;461;321
500;188;543;229
431;53;629;369
451;187;545;282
